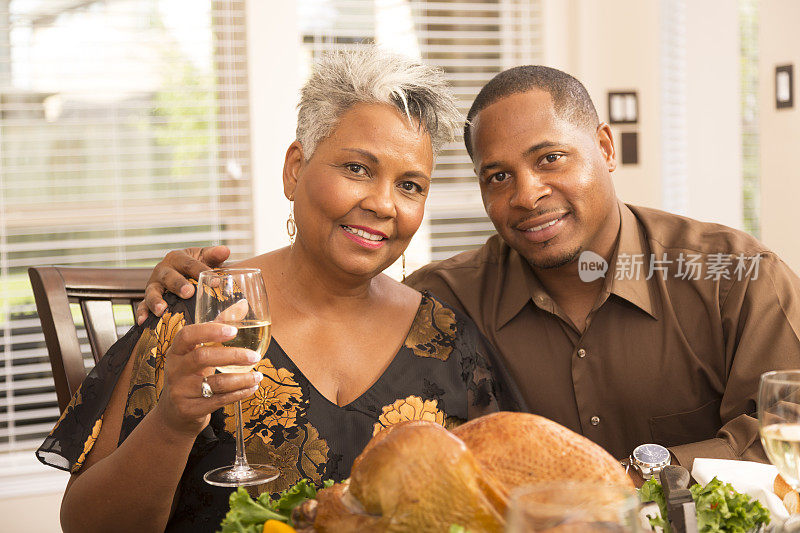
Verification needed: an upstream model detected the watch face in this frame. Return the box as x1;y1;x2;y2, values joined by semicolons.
633;444;670;465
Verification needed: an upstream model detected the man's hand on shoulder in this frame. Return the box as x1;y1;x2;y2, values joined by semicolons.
136;245;230;325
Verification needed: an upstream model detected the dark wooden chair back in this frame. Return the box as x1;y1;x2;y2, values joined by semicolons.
28;266;151;412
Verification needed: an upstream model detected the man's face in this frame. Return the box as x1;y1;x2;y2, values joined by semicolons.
470;90;619;270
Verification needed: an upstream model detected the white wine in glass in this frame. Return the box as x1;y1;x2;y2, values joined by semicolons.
196;268;279;487
762;423;800;489
759;370;800;530
210;319;272;374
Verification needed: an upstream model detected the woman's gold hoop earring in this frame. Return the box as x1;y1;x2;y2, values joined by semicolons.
286;199;296;245
402;253;407;282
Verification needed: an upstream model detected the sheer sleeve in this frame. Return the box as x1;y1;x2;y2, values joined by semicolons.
474;330;527;413
457;312;527;419
35;293;193;473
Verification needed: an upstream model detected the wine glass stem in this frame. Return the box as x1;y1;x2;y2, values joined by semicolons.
233;399;249;470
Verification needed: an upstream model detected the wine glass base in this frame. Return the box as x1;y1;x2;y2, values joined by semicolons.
204;464;280;487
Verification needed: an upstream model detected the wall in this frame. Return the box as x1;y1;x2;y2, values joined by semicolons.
539;0;743;229
0;453;69;530
685;0;743;229
0;491;63;532
540;0;663;209
759;0;800;270
247;0;302;255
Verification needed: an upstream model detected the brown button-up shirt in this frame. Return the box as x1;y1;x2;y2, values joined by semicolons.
405;203;800;467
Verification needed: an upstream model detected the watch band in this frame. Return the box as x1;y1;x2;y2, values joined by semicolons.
631;460;665;480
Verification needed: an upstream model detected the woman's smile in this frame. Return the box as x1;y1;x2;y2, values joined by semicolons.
340;224;388;249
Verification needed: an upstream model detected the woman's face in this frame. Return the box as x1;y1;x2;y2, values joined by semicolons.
286;102;434;279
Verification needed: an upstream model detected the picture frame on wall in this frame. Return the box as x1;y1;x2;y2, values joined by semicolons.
608;91;639;124
776;65;794;109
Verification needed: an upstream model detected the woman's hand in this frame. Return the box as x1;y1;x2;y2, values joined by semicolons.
152;322;262;438
137;245;229;324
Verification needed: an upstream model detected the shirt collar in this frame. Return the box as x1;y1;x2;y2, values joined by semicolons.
609;202;659;319
496;245;542;329
495;201;658;329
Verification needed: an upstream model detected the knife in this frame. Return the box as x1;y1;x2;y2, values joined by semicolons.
659;465;698;533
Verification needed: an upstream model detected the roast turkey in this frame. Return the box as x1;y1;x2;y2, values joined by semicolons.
310;412;633;532
452;412;633;491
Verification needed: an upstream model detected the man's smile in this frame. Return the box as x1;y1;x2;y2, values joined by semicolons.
514;211;570;243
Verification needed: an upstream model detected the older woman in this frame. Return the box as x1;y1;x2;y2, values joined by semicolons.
37;48;515;533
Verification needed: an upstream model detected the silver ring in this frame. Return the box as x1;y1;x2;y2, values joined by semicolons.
201;377;214;398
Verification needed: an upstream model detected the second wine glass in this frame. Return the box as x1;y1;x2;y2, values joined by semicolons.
759;370;800;531
505;482;641;532
196;267;279;487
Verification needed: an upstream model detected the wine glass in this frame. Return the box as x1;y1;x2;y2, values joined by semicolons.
759;370;800;530
196;268;279;487
505;482;641;532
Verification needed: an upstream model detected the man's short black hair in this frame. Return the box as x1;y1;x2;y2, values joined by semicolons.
464;65;599;159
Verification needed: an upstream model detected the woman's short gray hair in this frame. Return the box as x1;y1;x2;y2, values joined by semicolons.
296;48;461;158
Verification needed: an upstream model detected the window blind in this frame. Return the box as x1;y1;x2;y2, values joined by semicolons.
0;0;252;493
660;0;688;216
411;0;542;260
739;0;759;238
298;0;542;262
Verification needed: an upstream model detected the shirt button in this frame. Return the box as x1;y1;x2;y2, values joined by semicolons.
590;416;600;426
577;348;586;358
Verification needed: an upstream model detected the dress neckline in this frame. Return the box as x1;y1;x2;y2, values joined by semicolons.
268;291;431;409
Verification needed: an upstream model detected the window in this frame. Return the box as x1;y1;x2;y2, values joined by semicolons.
0;0;251;494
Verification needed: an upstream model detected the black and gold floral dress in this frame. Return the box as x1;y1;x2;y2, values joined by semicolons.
36;289;508;532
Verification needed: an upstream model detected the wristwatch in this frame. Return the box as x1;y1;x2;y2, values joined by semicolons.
629;443;671;480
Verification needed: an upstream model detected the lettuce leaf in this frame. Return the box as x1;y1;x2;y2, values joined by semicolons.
640;478;670;532
640;476;770;533
266;479;334;519
690;477;770;533
218;479;336;533
218;488;286;533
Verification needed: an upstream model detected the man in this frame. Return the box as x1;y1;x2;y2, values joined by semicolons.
138;66;800;478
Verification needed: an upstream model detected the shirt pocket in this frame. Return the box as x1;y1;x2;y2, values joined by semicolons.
648;398;722;448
